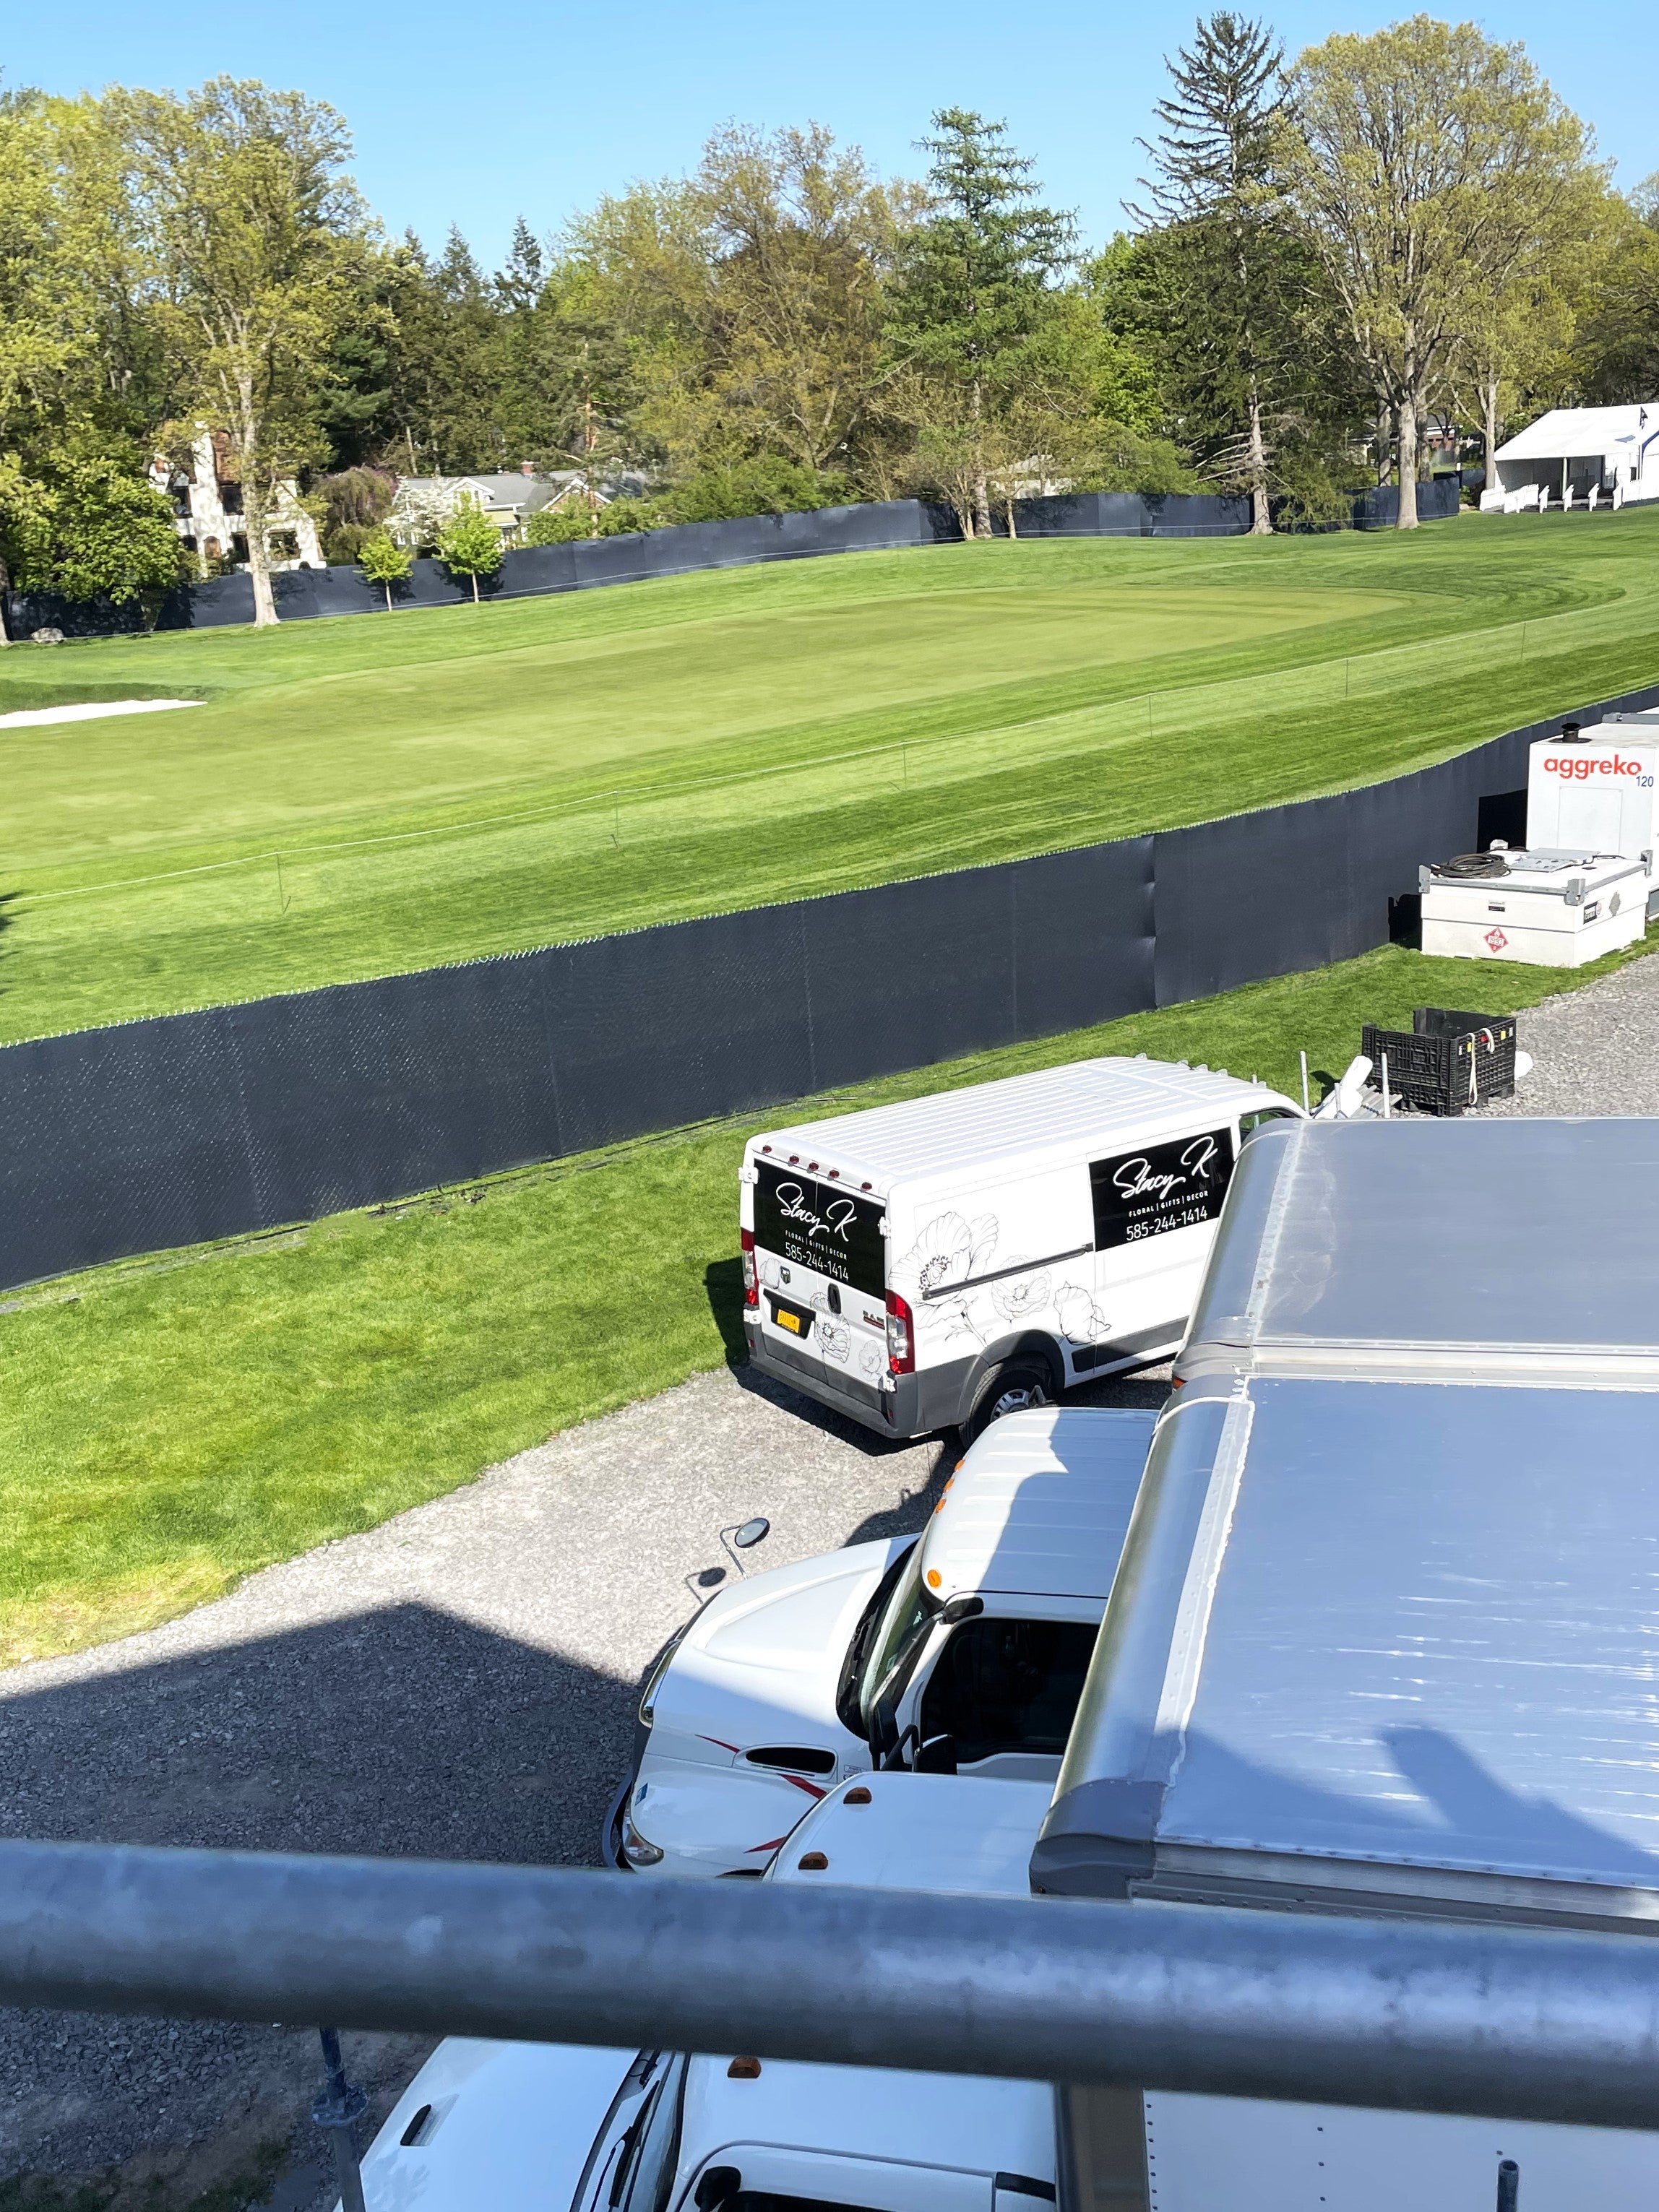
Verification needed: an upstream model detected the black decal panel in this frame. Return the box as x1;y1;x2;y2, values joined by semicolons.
1090;1127;1234;1250
754;1165;885;1295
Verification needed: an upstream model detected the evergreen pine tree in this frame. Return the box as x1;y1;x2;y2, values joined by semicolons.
886;111;1072;537
1133;13;1292;531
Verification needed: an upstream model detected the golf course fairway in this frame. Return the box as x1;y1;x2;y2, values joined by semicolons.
2;508;1658;1045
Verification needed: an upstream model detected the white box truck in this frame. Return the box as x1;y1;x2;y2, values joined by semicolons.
739;1058;1302;1442
1172;1116;1659;1390
1031;1370;1659;2209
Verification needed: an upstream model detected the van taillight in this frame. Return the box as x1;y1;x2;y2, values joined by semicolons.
885;1289;915;1374
741;1228;758;1308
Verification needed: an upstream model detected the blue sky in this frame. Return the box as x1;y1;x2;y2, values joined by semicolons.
9;0;1653;271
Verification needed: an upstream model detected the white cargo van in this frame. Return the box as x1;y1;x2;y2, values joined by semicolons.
350;1778;1059;2212
608;1407;1152;1878
740;1058;1301;1440
1031;1370;1659;2208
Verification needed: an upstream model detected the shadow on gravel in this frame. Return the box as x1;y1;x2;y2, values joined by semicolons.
0;1604;636;2199
703;1257;748;1370
728;1352;910;1458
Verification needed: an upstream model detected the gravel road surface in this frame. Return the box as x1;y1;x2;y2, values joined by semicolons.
0;1357;1158;2203
1472;947;1659;1116
5;947;1653;2205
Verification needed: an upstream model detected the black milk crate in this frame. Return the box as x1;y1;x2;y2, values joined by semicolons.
1361;1007;1517;1116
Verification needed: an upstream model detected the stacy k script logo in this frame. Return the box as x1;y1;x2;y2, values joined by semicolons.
753;1162;885;1295
1090;1127;1236;1250
771;1181;860;1249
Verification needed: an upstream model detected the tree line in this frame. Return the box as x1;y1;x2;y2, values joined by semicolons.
1;13;1654;632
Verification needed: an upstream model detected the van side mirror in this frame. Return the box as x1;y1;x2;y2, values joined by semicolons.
941;1595;984;1625
731;1517;770;1550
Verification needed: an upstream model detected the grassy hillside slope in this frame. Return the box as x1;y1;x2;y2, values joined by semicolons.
4;510;1658;1043
1;935;1648;1667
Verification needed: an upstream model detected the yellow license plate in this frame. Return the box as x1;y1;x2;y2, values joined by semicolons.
770;1297;813;1338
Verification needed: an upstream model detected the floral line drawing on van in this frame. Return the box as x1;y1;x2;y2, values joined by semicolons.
904;1210;999;1299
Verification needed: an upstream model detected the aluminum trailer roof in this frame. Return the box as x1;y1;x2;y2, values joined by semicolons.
1031;1375;1659;1928
1177;1118;1659;1386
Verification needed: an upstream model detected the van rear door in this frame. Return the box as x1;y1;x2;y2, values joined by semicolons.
752;1163;887;1398
1088;1122;1236;1355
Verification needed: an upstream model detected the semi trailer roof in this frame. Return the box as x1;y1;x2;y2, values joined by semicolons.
1178;1118;1659;1386
1032;1374;1659;1927
1035;1371;1659;1929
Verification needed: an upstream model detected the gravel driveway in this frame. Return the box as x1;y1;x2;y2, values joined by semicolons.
1471;946;1659;1117
4;948;1654;2206
0;1354;1159;2204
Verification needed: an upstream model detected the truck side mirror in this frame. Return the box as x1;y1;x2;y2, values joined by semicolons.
915;1732;958;1774
941;1595;984;1624
731;1517;770;1550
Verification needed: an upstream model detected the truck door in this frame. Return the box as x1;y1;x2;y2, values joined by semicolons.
751;1162;887;1398
1087;1125;1236;1355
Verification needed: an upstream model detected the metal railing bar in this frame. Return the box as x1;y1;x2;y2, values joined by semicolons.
3;1841;1659;2133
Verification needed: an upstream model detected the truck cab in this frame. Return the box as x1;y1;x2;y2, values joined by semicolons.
608;1407;1153;1877
353;1779;1058;2212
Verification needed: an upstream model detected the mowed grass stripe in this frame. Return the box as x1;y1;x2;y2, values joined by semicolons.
2;516;1658;1044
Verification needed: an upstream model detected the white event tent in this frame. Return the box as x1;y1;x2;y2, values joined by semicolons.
1483;403;1659;512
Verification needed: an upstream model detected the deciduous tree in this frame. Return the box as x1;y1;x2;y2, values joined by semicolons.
1282;19;1601;528
112;77;370;620
357;524;411;610
435;490;500;602
33;453;181;609
1569;179;1659;405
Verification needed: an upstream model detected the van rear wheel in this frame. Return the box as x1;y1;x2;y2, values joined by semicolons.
964;1360;1052;1443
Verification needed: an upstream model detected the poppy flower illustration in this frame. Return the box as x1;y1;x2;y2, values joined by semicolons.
897;1211;998;1300
819;1321;850;1363
992;1266;1052;1323
1054;1284;1112;1345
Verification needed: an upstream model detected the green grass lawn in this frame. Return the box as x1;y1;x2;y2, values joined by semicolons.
4;510;1659;1044
1;933;1646;1669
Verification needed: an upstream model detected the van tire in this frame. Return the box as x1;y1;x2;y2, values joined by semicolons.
962;1359;1053;1443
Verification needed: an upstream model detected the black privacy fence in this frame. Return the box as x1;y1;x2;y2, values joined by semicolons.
4;480;1462;639
4;667;1656;1292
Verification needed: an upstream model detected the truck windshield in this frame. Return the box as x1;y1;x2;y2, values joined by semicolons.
856;1547;941;1735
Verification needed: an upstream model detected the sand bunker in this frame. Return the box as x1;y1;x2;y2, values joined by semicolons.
0;699;202;730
